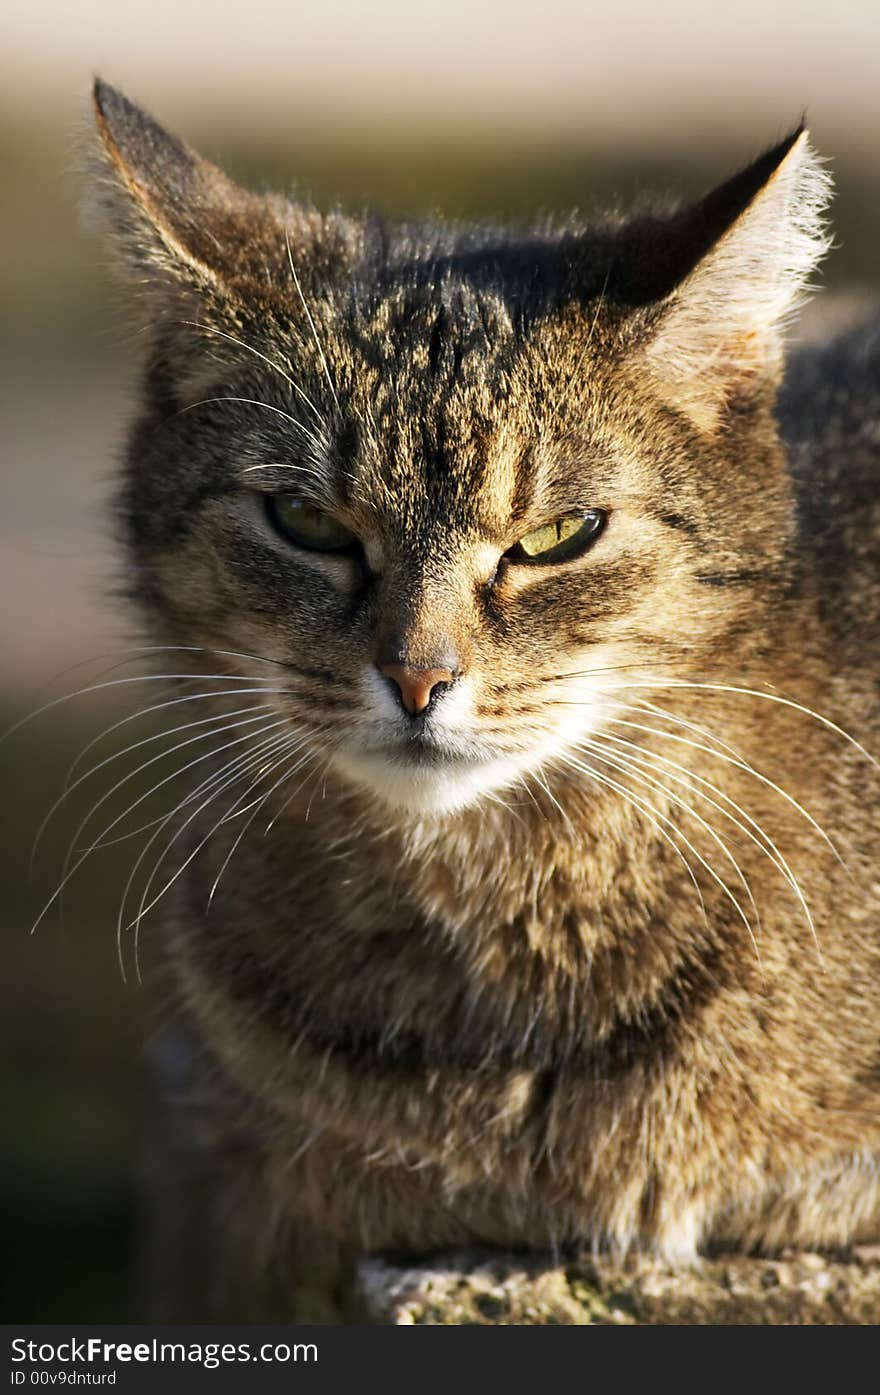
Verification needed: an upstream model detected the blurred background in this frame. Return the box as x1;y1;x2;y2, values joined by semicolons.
2;0;879;1322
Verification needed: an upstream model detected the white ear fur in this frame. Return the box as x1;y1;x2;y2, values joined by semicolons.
646;132;832;427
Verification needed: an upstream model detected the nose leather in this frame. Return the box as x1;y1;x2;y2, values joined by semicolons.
378;663;455;716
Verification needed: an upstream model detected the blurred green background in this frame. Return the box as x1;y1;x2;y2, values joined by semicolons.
2;0;879;1322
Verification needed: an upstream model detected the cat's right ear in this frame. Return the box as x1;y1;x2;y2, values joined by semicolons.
619;128;832;432
87;79;275;308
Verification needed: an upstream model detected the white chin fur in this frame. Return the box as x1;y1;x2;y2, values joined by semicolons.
333;748;525;817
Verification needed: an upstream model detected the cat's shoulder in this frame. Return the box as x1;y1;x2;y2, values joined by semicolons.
779;303;880;636
780;304;880;476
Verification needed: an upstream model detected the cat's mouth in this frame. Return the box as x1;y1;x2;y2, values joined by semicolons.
356;733;485;769
378;738;476;768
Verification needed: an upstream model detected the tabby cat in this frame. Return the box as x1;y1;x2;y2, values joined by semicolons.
86;80;879;1311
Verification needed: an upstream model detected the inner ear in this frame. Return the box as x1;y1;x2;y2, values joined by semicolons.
87;80;369;404
611;128;831;431
609;129;813;308
90;79;283;298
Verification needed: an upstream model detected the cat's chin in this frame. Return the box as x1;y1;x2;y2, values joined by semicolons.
332;745;524;818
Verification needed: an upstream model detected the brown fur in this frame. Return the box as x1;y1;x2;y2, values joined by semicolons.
87;81;879;1304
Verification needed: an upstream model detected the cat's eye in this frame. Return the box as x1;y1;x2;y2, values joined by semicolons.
267;495;358;553
506;510;607;565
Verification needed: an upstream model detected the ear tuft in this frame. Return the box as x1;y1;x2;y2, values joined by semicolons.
644;128;833;429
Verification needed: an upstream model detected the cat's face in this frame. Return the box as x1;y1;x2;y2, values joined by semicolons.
127;281;789;820
93;84;828;819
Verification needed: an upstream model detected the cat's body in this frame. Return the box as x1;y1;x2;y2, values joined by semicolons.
87;83;879;1307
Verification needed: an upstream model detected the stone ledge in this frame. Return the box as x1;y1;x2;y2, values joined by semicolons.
357;1246;880;1325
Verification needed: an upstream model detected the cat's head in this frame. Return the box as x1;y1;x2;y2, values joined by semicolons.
89;81;831;818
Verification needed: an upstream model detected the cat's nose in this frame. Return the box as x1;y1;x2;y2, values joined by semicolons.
377;663;456;716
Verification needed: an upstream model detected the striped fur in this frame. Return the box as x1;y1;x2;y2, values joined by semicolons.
88;82;879;1306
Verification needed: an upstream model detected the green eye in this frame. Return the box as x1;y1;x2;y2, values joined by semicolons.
267;495;358;553
507;510;607;565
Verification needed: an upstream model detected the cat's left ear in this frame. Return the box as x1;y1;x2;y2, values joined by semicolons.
638;128;832;430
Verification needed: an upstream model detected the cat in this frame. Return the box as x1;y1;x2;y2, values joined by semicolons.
85;79;879;1313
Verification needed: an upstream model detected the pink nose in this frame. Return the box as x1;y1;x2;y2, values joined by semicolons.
377;663;455;715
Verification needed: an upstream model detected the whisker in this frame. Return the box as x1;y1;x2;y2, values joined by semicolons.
556;752;708;930
597;728;819;953
102;642;294;670
242;462;325;478
12;648;193;735
215;735;316;827
541;659;678;685
241;461;334;508
33;702;278;874
305;745;336;822
206;741;317;910
173;396;325;453
617;679;879;772
284;223;341;417
86;718;303;851
562;749;757;952
3;670;280;745
515;771;549;822
54;709;285;927
176;320;324;424
595;732;822;961
125;728;306;978
30;718;288;949
118;725;298;982
27;643;296;751
593;710;847;873
530;766;574;833
63;685;295;788
64;706;280;857
477;787;526;821
263;734;346;832
603;698;748;763
92;643;294;670
575;738;762;963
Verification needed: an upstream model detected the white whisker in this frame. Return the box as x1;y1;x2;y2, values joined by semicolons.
561;749;758;956
11;641;288;732
242;462;324;478
63;684;294;787
530;766;574;833
618;680;878;771
126;730;308;958
175;396;325;455
65;708;281;859
33;702;278;873
177;319;324;424
206;741;317;910
30;718;288;953
575;738;763;964
556;751;708;930
119;725;299;982
595;708;846;872
262;733;347;832
601;697;748;763
284;223;341;417
88;717;303;851
3;670;279;746
596;728;821;961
